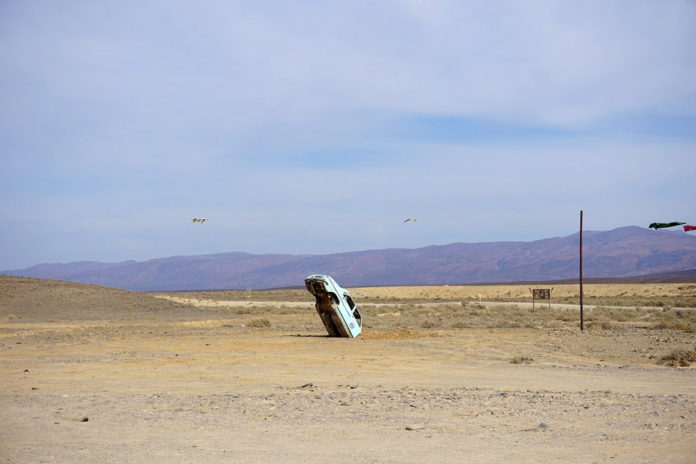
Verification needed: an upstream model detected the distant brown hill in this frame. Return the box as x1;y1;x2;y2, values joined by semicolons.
3;226;696;291
0;275;205;322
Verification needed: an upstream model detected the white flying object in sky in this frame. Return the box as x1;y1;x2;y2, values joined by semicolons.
403;218;416;223
191;217;209;224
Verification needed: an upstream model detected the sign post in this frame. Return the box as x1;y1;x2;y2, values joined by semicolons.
579;210;584;331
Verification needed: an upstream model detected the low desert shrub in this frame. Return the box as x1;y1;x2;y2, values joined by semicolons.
248;318;271;328
231;308;253;314
674;298;696;308
649;308;696;332
587;321;614;330
451;322;471;329
441;303;462;314
651;321;696;333
659;347;696;367
494;320;523;329
511;356;534;364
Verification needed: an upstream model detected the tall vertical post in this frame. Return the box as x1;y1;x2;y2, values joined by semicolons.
579;210;584;331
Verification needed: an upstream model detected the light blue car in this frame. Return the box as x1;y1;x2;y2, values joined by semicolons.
304;274;363;338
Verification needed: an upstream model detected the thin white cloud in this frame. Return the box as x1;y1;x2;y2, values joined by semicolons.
1;1;694;269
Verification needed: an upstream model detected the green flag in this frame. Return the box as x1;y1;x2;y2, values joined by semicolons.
649;222;686;229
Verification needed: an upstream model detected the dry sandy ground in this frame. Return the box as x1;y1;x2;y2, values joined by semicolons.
351;282;696;300
1;276;695;463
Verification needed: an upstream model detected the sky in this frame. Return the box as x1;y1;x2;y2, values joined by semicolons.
1;0;695;270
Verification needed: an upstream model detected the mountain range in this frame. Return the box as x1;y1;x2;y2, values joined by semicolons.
3;226;696;291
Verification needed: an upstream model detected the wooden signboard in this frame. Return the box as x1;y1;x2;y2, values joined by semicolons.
531;288;552;309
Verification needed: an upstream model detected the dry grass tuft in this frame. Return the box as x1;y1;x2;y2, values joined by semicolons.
587;321;616;331
648;309;696;333
247;318;271;328
451;322;471;329
511;356;534;364
659;347;696;367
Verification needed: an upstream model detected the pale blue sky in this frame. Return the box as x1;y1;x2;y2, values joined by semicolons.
2;1;695;270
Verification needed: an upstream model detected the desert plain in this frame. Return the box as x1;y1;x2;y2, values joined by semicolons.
1;276;696;463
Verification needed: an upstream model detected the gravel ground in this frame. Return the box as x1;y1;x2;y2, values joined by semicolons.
1;277;695;463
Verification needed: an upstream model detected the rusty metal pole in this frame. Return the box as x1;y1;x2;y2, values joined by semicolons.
579;210;584;331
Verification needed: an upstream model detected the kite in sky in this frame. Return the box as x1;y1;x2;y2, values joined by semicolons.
684;225;696;232
191;217;208;224
648;222;685;229
403;218;417;223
